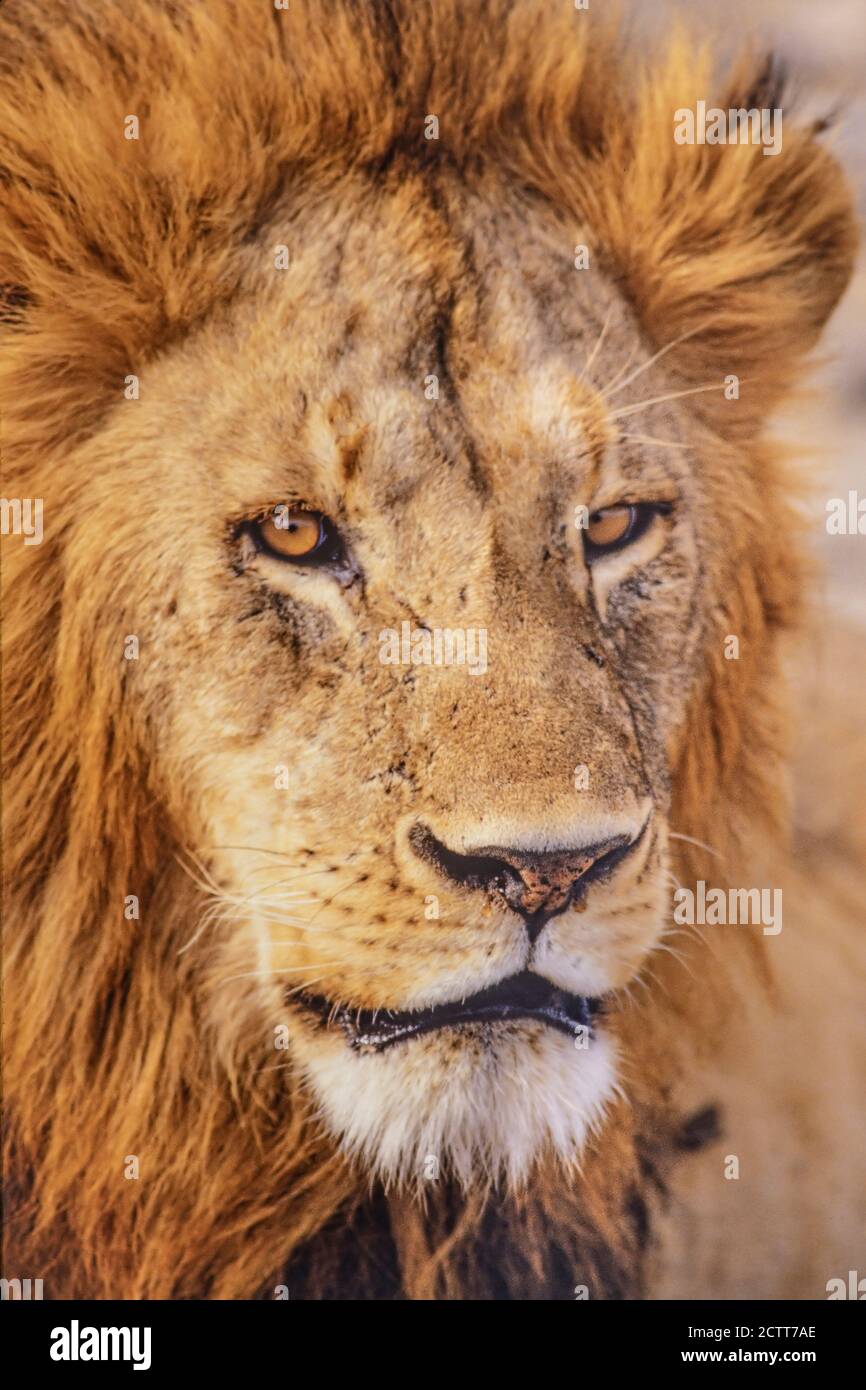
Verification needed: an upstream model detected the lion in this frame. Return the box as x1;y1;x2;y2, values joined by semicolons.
1;0;864;1301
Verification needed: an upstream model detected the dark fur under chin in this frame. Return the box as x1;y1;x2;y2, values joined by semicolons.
277;1119;682;1301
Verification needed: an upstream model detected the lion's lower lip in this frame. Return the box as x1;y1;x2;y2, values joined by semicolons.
296;970;600;1052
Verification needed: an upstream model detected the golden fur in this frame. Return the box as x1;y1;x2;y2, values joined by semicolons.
1;0;863;1299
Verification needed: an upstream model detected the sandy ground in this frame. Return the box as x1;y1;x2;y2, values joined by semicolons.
643;0;866;626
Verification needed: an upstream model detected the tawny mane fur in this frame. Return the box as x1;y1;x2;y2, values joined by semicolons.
2;0;862;1300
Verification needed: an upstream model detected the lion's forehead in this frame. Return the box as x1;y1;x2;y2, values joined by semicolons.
198;174;662;508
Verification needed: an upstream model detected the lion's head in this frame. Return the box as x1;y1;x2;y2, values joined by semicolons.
1;0;855;1298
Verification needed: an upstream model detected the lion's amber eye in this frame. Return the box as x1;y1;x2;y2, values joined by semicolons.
259;509;323;558
586;505;634;549
583;502;663;561
249;507;348;567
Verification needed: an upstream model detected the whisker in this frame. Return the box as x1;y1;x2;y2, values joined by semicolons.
176;897;240;955
305;874;367;925
249;866;351;890
608;381;731;420
597;339;640;397
174;852;223;900
283;977;332;1000
218;892;318;909
220;963;353;984
664;921;711;949
201;844;356;890
207;868;333;919
177;918;217;957
207;843;320;861
627;973;652;999
669;831;724;860
617;432;692;451
176;848;322;915
578;302;613;385
605;321;711;398
218;905;336;933
651;940;689;967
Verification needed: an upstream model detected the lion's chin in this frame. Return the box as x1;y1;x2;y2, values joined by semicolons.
291;1019;618;1190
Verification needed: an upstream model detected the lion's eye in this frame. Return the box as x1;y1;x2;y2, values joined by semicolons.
583;503;661;561
260;510;322;557
252;509;341;565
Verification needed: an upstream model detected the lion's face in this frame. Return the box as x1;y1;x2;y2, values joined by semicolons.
81;174;717;1186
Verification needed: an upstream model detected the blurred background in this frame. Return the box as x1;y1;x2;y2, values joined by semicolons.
640;0;866;625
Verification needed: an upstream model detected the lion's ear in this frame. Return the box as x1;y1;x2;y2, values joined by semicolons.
606;49;858;434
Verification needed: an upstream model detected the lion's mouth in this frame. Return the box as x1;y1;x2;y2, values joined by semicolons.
297;971;600;1052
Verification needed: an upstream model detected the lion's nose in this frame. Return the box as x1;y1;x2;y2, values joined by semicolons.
409;822;645;942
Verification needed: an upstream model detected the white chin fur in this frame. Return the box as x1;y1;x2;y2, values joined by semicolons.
292;1021;618;1190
